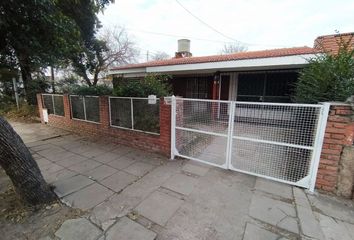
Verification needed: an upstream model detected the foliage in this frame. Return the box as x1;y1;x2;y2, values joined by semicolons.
0;102;38;122
219;43;248;54
71;85;113;96
293;43;354;103
151;51;170;61
0;0;112;102
26;74;51;105
113;74;172;97
0;0;82;97
55;74;81;93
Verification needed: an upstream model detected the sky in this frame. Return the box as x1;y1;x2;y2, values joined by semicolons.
98;0;354;62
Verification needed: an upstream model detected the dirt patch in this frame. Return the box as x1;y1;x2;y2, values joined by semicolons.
0;169;84;240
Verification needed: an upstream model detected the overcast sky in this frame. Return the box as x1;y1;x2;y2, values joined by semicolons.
98;0;354;62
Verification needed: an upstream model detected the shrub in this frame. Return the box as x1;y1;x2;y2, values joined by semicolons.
293;43;354;103
113;74;171;97
0;102;38;122
26;75;51;105
71;85;113;96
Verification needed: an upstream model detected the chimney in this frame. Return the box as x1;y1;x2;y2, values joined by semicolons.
175;39;192;58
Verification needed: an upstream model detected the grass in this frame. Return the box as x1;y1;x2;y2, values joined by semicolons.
0;102;39;123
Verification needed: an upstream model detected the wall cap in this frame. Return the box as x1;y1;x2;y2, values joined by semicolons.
321;102;351;106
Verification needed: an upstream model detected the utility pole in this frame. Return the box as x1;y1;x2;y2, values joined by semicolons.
50;66;55;93
12;77;19;110
146;50;149;62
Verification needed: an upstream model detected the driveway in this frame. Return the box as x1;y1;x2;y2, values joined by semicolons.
11;122;354;240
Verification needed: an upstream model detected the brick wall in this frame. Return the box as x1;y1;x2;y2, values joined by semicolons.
37;94;171;156
316;103;354;192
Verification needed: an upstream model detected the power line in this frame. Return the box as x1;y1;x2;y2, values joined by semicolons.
175;0;242;44
125;28;235;44
174;0;289;48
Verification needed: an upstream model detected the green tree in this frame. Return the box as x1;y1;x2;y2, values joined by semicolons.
57;0;113;86
294;40;354;103
0;0;81;101
0;0;112;101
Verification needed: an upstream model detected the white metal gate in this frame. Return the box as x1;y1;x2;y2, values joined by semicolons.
170;96;329;191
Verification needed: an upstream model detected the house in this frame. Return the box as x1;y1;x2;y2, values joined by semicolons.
108;32;354;103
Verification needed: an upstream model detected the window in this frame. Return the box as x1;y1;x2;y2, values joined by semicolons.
237;70;298;103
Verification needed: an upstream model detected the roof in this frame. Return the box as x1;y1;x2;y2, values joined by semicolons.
111;46;318;71
314;32;354;54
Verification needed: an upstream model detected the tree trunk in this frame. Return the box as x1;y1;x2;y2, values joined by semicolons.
17;54;32;98
0;117;57;205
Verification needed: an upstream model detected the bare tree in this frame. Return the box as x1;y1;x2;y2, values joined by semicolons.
74;27;140;86
98;27;140;77
0;117;57;205
151;51;170;61
219;43;248;54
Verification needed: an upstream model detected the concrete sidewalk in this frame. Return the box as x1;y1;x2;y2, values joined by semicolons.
12;122;354;240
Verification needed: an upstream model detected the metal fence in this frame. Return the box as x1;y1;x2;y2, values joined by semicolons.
171;96;330;191
70;95;100;123
42;94;64;116
109;97;160;134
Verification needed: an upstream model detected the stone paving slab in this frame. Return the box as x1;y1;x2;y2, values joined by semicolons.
92;152;121;163
40;162;65;175
249;193;298;234
44;151;78;163
55;218;102;240
162;173;198;195
255;178;293;200
90;161;182;227
54;174;94;197
243;222;285;240
106;157;137;170
43;168;77;184
83;164;118;181
68;159;102;174
105;217;156;240
308;194;354;224
135;190;184;226
315;212;354;240
100;171;137;192
158;168;255;240
124;161;155;177
296;204;324;239
64;183;114;210
55;154;88;168
182;162;210;176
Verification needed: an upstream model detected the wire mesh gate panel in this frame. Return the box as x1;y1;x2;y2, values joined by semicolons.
172;98;232;168
171;97;329;190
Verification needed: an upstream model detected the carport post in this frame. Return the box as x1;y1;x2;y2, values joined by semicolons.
170;95;176;160
308;103;330;193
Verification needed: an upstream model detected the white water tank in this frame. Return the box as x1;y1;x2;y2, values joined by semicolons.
178;39;191;52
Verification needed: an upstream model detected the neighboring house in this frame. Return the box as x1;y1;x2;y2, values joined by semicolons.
109;32;354;103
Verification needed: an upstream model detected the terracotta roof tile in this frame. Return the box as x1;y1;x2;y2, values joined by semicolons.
111;46;318;70
314;32;354;54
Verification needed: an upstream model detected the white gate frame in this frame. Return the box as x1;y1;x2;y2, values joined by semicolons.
170;96;330;192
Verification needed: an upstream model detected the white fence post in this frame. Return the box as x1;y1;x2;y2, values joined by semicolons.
170;95;176;160
225;101;235;169
130;98;134;130
52;94;56;115
83;96;87;121
308;102;330;193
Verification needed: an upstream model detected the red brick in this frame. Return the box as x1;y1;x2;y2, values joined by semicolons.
331;134;345;140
